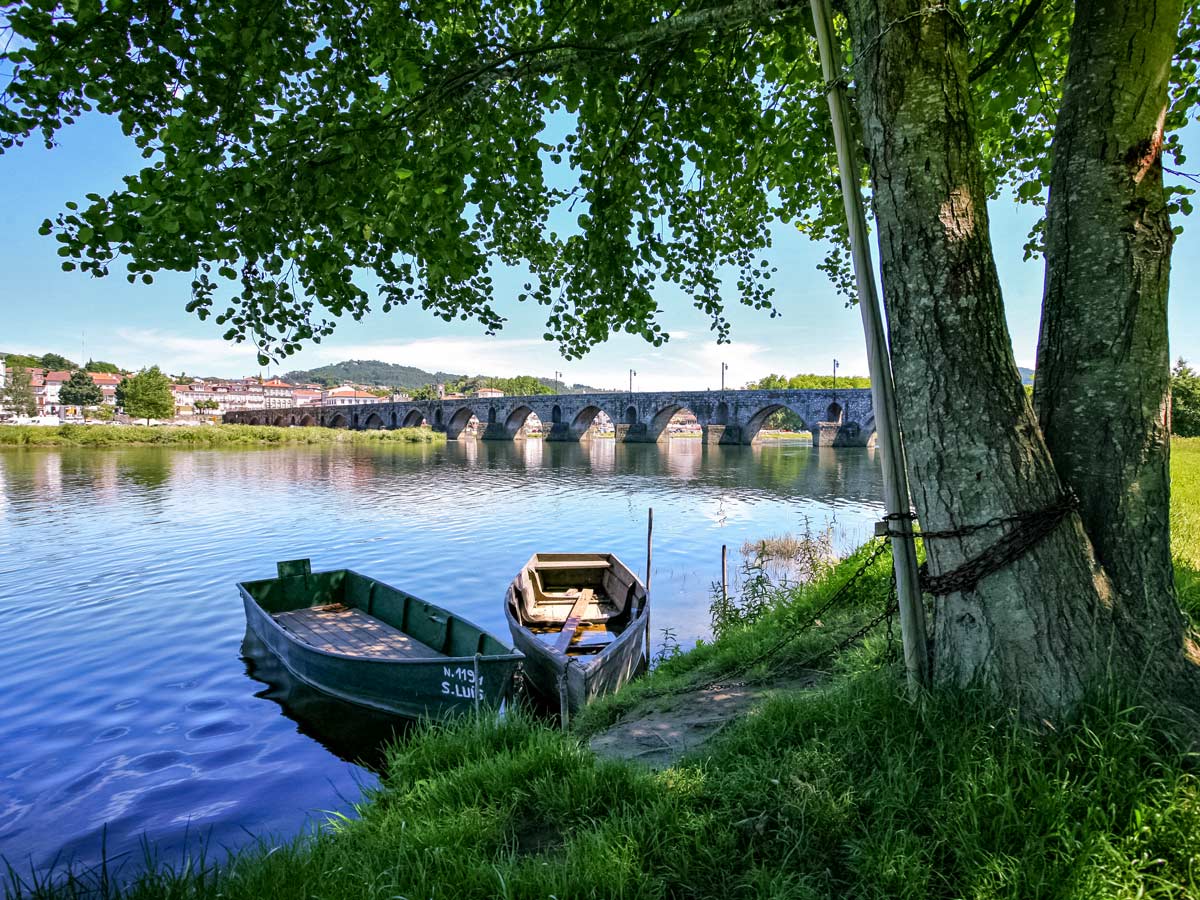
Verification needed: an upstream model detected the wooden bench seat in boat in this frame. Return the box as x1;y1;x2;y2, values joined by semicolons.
273;603;444;660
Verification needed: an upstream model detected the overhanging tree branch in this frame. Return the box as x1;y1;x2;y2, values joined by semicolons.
969;0;1047;82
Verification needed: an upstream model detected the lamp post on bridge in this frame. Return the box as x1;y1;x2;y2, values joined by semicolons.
832;358;839;394
554;370;562;394
721;361;728;392
629;369;637;395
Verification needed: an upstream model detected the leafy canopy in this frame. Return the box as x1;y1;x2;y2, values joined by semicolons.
59;369;104;408
84;359;122;374
1173;358;1200;437
117;366;175;421
2;366;38;416
2;0;1197;363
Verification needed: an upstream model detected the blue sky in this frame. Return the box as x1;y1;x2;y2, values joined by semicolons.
1;114;1197;390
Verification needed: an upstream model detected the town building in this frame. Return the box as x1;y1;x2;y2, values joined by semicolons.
292;388;324;407
474;387;504;399
262;378;294;409
321;384;380;406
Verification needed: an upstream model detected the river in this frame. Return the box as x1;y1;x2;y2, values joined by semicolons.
0;437;882;878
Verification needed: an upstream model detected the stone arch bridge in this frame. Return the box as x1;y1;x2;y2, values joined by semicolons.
226;389;875;447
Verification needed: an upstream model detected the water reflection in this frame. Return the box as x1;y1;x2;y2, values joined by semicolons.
240;629;408;772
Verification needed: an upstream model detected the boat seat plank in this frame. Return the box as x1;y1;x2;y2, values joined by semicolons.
535;560;612;570
553;589;593;653
273;603;444;660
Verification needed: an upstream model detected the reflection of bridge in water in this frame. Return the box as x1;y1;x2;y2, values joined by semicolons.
226;388;876;447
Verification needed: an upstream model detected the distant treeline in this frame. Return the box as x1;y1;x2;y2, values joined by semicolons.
746;373;871;391
1;351;122;374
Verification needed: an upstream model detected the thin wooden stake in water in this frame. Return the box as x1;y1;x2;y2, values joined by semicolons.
645;508;654;667
721;544;728;605
645;508;654;593
808;0;930;693
557;673;570;730
472;653;481;714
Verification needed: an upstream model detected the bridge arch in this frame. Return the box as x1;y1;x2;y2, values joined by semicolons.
390;411;398;428
825;401;843;423
445;407;478;440
402;409;425;428
714;401;729;425
272;415;287;427
742;403;808;444
505;405;541;438
328;412;350;429
623;405;638;425
551;404;562;424
488;407;498;424
646;403;703;443
298;413;316;427
569;405;611;440
433;408;444;427
363;412;385;430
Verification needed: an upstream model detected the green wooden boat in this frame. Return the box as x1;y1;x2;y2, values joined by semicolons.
239;559;522;718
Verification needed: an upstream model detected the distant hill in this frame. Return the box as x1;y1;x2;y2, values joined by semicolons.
282;359;459;389
1018;366;1035;386
282;359;602;393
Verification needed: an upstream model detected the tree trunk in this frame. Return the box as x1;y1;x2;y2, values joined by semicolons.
1035;0;1187;674
844;0;1119;718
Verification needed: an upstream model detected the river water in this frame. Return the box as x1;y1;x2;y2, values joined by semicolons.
0;438;882;878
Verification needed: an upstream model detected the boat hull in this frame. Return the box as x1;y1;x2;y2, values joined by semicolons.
239;564;521;720
505;553;649;715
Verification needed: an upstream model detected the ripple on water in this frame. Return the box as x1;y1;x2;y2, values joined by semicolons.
0;439;882;877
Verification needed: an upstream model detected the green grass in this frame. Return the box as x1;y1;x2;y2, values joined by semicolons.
1172;438;1200;625
0;424;444;447
8;440;1200;899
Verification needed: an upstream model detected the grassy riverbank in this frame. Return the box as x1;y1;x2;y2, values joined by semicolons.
1173;437;1200;623
0;424;444;447
8;441;1200;900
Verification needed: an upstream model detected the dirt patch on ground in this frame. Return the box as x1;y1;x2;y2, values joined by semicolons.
588;674;823;769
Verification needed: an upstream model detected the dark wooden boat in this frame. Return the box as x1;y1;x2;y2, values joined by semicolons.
505;553;649;715
239;559;522;718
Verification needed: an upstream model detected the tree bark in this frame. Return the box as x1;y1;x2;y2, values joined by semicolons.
1035;0;1187;675
844;0;1120;718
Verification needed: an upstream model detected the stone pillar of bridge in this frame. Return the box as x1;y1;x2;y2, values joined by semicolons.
614;423;652;443
481;423;511;441
814;421;870;447
702;424;743;445
543;423;576;442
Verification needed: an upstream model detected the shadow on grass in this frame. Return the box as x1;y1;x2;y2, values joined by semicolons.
1176;559;1200;630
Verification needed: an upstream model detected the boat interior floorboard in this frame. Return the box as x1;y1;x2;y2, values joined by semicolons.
273;603;444;660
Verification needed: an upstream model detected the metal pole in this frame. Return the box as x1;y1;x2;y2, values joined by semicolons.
808;0;929;693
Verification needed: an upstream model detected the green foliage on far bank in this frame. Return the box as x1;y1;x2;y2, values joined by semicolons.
116;367;174;423
0;424;444;448
746;372;872;391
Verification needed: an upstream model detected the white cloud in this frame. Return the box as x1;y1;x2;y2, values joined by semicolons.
113;328;264;376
